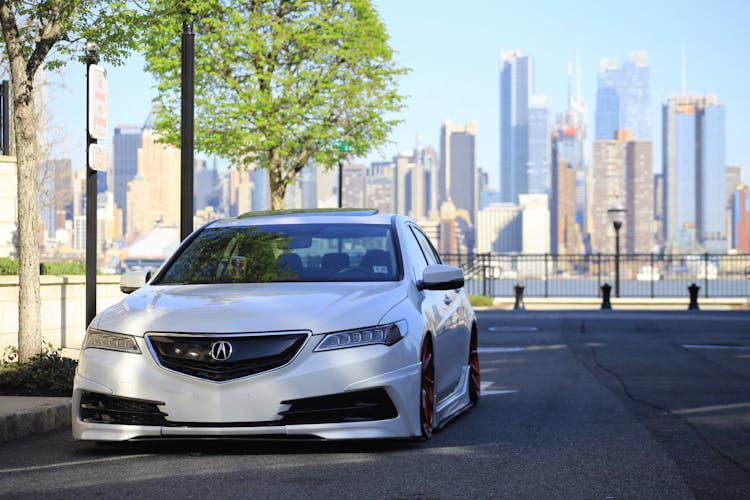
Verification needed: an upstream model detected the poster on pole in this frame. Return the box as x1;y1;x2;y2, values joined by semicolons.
88;64;107;140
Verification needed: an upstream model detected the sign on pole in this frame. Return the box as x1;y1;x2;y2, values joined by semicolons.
88;143;107;172
88;64;107;140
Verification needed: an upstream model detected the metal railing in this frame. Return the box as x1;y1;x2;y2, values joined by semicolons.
441;253;750;298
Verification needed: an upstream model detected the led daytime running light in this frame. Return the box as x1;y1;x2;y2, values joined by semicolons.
315;322;405;351
84;329;141;354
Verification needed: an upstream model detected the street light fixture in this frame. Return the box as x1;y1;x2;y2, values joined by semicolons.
607;201;626;298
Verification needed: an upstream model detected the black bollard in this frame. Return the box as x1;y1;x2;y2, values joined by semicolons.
688;283;700;310
601;283;612;310
513;283;525;310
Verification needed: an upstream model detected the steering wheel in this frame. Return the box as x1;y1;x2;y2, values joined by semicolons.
335;267;377;278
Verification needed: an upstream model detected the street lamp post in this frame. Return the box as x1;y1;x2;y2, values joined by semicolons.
180;18;195;241
85;42;99;327
607;202;626;298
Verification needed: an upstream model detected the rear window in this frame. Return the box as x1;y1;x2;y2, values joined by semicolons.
156;224;400;284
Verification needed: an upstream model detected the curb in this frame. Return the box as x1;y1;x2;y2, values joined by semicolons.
0;400;71;443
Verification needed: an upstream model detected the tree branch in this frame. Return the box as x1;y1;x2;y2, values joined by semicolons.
26;5;65;79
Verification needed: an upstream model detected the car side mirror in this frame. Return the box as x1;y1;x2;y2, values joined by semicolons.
120;270;152;294
417;264;464;291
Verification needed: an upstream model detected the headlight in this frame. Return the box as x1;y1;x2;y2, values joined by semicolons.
84;328;141;354
315;321;406;352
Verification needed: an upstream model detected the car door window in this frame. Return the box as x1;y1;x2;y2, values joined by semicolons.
411;227;441;266
402;226;429;279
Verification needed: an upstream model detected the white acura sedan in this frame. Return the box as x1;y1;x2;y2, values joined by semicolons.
73;209;480;441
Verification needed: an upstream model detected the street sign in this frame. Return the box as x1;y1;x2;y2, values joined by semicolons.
88;64;107;140
88;143;107;172
318;139;354;153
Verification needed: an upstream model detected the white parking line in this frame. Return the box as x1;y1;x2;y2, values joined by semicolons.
488;326;539;332
478;347;524;353
683;344;750;350
0;454;153;475
480;381;517;397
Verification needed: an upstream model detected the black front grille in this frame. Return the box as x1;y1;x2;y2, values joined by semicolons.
147;333;308;381
279;388;398;424
79;392;169;426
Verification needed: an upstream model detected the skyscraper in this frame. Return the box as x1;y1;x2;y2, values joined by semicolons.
595;53;651;141
38;158;72;241
126;127;181;238
732;185;749;253
591;131;653;253
528;96;550;195
415;145;439;219
662;95;726;252
499;51;549;203
366;162;395;213
550;133;582;255
113;125;143;236
440;121;478;225
726;166;743;249
341;164;367;208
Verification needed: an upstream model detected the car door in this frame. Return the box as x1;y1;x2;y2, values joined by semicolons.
405;224;463;401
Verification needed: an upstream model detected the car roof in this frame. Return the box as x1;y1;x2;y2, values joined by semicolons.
208;209;403;228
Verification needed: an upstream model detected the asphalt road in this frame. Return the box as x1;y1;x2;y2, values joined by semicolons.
1;310;749;499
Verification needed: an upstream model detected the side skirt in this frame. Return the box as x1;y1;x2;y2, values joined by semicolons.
434;365;473;431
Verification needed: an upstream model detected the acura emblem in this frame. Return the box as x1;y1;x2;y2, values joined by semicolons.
209;341;233;361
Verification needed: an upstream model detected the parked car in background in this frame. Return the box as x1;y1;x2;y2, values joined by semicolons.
73;209;480;442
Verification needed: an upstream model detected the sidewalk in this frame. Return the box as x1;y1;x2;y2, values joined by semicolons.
0;396;71;443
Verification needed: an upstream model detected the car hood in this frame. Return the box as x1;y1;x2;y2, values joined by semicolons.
95;281;408;337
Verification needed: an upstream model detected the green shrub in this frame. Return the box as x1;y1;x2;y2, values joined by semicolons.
469;294;494;307
0;258;87;276
0;344;77;396
40;261;86;275
0;257;19;275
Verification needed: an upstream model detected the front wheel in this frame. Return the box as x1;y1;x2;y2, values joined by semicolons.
420;336;435;439
468;327;480;405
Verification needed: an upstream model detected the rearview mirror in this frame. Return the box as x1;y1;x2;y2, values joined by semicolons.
417;264;464;291
120;270;152;294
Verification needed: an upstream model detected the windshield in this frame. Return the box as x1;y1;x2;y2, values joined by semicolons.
156;223;400;284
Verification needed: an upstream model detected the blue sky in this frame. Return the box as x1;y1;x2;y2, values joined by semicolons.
50;0;750;187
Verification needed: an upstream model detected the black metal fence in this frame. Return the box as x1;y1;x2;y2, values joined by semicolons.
441;253;750;298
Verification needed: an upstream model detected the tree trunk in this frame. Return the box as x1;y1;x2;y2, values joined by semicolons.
268;152;286;210
11;66;41;362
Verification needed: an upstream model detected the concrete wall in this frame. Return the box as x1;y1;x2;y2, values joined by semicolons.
0;275;125;352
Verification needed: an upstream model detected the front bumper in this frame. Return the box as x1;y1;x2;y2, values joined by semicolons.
72;334;421;441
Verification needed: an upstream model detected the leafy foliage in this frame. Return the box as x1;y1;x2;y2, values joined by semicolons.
469;295;494;307
0;344;77;396
159;227;295;283
0;1;146;73
39;260;86;275
0;258;86;275
142;0;408;207
0;256;19;275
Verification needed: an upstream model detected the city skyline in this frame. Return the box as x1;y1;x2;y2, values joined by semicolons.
43;0;749;189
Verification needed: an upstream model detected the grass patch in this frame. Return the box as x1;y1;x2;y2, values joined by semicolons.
0;344;76;396
469;294;494;307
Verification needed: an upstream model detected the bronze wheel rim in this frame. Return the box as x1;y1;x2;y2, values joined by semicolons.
469;329;480;404
420;338;435;438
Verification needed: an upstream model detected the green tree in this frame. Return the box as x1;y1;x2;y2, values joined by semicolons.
0;1;143;361
143;0;407;209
